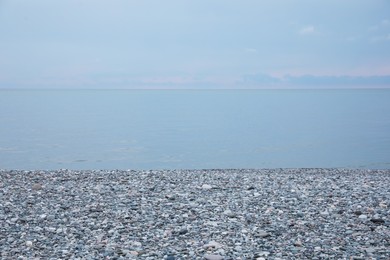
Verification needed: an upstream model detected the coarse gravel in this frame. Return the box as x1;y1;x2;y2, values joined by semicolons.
1;168;389;259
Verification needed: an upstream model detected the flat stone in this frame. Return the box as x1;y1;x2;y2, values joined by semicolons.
202;184;213;190
223;210;236;218
204;254;224;260
32;183;42;191
129;251;139;256
256;231;270;238
370;218;385;224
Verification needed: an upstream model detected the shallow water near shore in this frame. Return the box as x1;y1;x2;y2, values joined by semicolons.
0;89;390;169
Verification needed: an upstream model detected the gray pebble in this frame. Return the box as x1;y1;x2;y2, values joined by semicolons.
1;168;389;259
204;254;224;260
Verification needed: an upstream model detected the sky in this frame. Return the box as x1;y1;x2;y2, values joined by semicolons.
1;0;390;89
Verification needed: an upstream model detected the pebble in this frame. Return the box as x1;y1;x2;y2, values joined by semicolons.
0;168;389;259
204;254;224;260
365;247;376;254
178;228;188;235
370;218;385;224
294;240;303;247
257;251;270;256
223;209;236;218
202;184;213;190
359;214;368;219
256;230;270;238
32;183;42;191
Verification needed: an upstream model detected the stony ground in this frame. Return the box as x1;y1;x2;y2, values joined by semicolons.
1;169;389;260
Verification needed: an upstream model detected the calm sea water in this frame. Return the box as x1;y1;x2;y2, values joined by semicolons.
0;89;389;170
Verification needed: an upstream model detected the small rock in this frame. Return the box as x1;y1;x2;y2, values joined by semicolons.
32;183;42;191
358;214;368;219
166;195;176;200
47;227;56;232
256;230;270;238
204;254;224;260
178;228;188;235
294;240;303;247
129;251;139;256
202;184;213;190
365;247;376;254
223;210;236;218
370;218;385;224
26;241;33;247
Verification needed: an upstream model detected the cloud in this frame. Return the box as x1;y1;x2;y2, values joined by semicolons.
299;25;315;35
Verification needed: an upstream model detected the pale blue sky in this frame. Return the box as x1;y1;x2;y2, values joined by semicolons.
1;0;390;88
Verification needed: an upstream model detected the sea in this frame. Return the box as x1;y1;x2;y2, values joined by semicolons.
0;89;389;170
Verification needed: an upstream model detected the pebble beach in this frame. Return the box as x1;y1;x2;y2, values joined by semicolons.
1;168;389;259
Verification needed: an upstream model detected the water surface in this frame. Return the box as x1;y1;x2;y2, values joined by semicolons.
0;89;389;169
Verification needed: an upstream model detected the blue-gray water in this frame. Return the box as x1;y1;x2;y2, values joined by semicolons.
0;89;389;170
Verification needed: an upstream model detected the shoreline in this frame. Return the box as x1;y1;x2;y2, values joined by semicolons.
1;169;389;259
